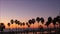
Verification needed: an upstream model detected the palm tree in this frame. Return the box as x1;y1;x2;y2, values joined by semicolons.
22;22;25;29
0;23;5;34
55;16;60;34
7;23;10;30
52;17;57;30
15;20;18;24
31;18;35;34
22;22;25;34
40;17;44;34
10;19;14;24
26;22;30;28
17;21;21;25
46;17;53;26
28;19;32;25
22;22;25;26
10;19;14;29
36;17;41;23
32;18;35;24
40;17;44;24
15;19;19;34
36;17;41;28
56;16;60;27
45;17;52;33
26;22;30;34
20;23;23;26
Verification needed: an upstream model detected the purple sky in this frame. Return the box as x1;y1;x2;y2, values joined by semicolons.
0;0;60;23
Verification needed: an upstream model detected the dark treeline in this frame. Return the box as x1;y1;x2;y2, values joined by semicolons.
0;16;60;34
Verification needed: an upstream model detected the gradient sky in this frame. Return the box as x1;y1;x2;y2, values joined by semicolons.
0;0;60;28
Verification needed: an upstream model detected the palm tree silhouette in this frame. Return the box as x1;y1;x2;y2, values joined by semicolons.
10;19;14;30
15;20;18;24
56;16;60;27
52;17;57;29
36;17;41;28
0;23;5;34
45;17;52;27
36;17;41;23
28;19;32;25
22;22;25;34
26;22;30;28
15;19;19;34
31;18;35;34
40;17;44;24
45;17;52;33
10;19;14;24
55;16;60;34
20;23;23;26
17;21;21;25
26;22;30;34
7;23;10;30
32;18;35;24
22;22;25;29
40;17;44;34
22;22;25;26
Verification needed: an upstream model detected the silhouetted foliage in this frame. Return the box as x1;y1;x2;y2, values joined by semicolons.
10;19;14;24
40;17;44;24
22;22;25;26
20;23;22;26
7;23;10;27
56;16;60;24
53;18;57;25
28;19;32;25
17;21;21;25
45;17;52;26
0;23;5;31
15;20;18;24
36;17;41;23
32;18;35;24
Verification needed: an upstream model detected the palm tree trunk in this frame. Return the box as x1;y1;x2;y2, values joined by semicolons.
16;24;17;34
33;24;34;34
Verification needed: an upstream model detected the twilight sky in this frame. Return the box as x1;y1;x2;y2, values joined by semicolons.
0;0;60;23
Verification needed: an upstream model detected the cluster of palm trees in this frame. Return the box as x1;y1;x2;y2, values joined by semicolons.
7;17;45;29
0;16;60;34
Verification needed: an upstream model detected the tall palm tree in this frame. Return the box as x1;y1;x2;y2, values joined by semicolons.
10;19;14;29
15;19;19;34
26;22;30;34
56;16;60;27
0;23;5;34
36;17;41;28
31;18;35;34
55;16;60;34
7;23;10;30
40;17;44;34
22;22;25;34
52;17;57;29
28;19;33;34
45;17;52;33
